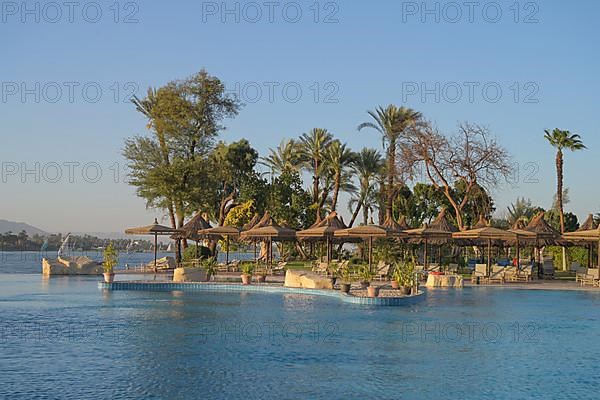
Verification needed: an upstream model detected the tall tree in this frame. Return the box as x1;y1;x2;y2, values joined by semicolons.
348;148;384;226
325;140;357;212
544;128;586;271
125;70;241;230
298;128;334;221
544;129;586;234
358;105;421;220
260;139;300;176
403;121;512;230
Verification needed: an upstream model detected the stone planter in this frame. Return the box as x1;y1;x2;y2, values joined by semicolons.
173;267;208;283
340;283;351;294
241;274;252;285
367;286;380;298
103;273;115;283
399;286;411;295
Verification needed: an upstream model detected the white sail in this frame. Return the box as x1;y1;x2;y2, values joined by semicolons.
126;239;135;254
57;233;71;257
166;242;173;252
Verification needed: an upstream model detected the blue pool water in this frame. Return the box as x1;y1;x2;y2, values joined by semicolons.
2;270;600;398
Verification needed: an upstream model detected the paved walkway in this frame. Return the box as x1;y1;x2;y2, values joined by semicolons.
463;280;599;292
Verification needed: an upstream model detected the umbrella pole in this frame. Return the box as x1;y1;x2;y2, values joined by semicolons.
516;239;520;276
154;234;157;269
424;238;428;270
487;238;491;276
226;235;230;265
369;236;373;271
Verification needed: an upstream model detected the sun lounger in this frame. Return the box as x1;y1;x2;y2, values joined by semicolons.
272;261;287;275
541;260;554;279
471;264;488;283
581;268;599;287
488;265;506;284
312;262;329;275
427;264;440;273
376;261;391;281
447;263;459;274
506;265;532;282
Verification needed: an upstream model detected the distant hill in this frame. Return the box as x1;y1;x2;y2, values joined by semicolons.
0;220;49;236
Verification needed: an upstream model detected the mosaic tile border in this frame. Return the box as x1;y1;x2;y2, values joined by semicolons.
98;281;425;307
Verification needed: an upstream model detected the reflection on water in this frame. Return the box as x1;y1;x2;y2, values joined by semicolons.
0;250;258;274
2;275;600;399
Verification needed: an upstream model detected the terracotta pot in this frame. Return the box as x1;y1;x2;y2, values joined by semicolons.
400;286;411;295
256;275;266;283
367;286;380;298
241;274;252;285
103;273;115;283
391;280;399;289
340;283;351;294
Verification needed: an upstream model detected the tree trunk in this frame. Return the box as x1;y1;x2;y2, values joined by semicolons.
331;176;340;212
557;150;565;233
295;242;308;259
386;139;395;220
348;202;362;228
556;150;567;271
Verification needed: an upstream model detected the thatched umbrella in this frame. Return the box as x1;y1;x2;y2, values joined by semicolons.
334;224;388;269
577;215;599;268
564;223;600;269
405;209;458;268
241;212;296;265
198;225;240;265
170;212;215;259
296;212;347;263
579;214;598;231
381;215;408;237
125;218;182;269
454;224;534;276
518;212;561;272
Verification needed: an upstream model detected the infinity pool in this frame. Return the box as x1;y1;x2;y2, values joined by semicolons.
2;274;600;399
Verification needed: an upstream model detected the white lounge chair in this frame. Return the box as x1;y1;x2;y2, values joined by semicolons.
581;268;599;287
472;264;488;283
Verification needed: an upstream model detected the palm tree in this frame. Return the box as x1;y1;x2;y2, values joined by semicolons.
325;140;357;212
298;128;334;220
260;139;300;176
358;105;421;220
507;197;537;226
348;148;384;226
544;128;586;271
544;129;586;234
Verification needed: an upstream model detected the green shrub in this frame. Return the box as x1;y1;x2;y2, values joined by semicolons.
182;244;212;262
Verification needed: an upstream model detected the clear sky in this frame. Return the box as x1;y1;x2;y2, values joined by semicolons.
1;0;598;233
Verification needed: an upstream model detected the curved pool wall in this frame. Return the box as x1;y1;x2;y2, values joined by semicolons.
98;281;425;306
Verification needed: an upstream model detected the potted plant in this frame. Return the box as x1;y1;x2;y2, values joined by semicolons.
391;267;401;289
240;263;253;285
394;258;415;295
338;262;352;294
360;266;379;297
359;265;374;289
256;266;267;283
202;257;218;281
103;242;118;283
